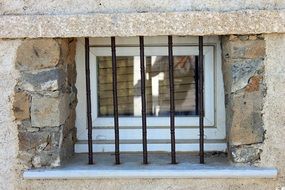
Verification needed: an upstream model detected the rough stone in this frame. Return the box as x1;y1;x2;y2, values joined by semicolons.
32;150;61;168
231;59;263;92
66;39;77;65
31;94;70;127
18;151;33;168
245;75;262;92
222;35;266;164
13;91;30;120
0;10;284;38
18;68;66;92
230;91;264;146
18;127;62;152
248;35;258;40
228;35;238;41
225;40;265;59
60;132;75;161
231;145;261;163
15;39;60;71
18;126;63;168
67;60;77;85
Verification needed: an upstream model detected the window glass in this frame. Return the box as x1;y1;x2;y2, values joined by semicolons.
97;55;197;117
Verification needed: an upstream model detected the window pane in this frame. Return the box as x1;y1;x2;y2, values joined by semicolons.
97;55;197;117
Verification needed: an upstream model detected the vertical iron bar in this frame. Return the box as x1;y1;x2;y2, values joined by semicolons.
111;37;120;165
85;38;93;165
139;36;148;164
168;36;176;164
198;36;205;164
195;57;199;115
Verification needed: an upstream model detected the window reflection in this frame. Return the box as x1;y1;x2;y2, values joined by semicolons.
97;55;197;117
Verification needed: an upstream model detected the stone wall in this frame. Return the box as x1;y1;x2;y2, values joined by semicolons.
14;38;77;168
222;35;266;163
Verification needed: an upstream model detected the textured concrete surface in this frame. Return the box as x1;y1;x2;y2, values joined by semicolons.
0;10;284;38
259;34;285;187
0;39;21;190
0;0;285;15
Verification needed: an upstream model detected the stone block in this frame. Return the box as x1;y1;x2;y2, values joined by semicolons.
229;91;264;146
32;150;61;168
18;127;62;152
15;39;60;71
13;92;30;120
66;39;77;65
18;68;66;92
245;75;262;92
67;62;77;85
231;59;263;92
31;94;69;127
223;39;265;59
63;109;76;136
231;145;261;163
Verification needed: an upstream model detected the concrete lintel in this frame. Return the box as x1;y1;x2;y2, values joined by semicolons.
0;10;284;38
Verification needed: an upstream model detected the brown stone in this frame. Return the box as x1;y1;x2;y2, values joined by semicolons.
249;35;258;40
63;109;76;136
15;39;60;71
18;127;62;151
67;62;77;85
228;35;238;41
245;75;262;92
66;39;77;64
223;38;265;59
58;39;69;63
13;92;30;120
229;91;264;146
31;94;70;127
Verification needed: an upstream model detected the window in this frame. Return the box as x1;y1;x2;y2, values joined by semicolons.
75;36;226;153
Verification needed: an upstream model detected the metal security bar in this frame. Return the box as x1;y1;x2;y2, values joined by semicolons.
85;38;93;165
168;36;177;164
139;36;148;164
85;36;205;165
111;37;121;165
198;36;205;164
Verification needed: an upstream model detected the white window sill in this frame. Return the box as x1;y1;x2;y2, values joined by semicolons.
23;153;277;180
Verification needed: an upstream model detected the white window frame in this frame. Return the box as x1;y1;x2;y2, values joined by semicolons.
75;36;226;152
90;46;214;127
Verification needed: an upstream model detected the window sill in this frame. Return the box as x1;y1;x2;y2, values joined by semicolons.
23;153;277;180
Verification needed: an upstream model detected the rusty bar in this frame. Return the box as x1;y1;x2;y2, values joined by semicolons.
139;36;148;164
85;38;94;165
198;36;205;164
195;56;199;115
111;37;120;165
168;36;177;164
